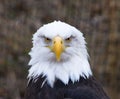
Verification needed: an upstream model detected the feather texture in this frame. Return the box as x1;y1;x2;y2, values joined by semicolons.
25;21;109;99
25;76;109;99
28;21;92;87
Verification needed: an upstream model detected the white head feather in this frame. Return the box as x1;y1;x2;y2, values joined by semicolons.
28;21;92;87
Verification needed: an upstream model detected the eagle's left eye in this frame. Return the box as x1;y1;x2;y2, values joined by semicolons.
65;36;72;43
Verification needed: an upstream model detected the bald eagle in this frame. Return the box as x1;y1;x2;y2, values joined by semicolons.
24;21;109;99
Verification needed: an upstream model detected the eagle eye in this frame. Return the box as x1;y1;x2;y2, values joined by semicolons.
65;36;73;42
44;37;51;43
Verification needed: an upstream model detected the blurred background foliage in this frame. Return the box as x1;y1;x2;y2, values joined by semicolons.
0;0;119;99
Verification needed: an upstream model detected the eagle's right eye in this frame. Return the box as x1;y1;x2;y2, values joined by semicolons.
44;37;51;43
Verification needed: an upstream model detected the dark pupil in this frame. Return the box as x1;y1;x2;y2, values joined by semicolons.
67;38;70;40
46;38;50;41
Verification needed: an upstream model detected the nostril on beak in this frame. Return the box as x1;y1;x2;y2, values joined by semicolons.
54;41;56;44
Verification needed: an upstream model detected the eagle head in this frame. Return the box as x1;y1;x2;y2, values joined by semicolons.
28;21;92;87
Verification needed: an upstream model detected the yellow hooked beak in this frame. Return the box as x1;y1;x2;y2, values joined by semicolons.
51;36;65;61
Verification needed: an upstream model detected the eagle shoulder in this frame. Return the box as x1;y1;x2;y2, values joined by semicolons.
24;76;109;99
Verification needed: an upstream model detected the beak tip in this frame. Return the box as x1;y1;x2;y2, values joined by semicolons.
56;57;61;62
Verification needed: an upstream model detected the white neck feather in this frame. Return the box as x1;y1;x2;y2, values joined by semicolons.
28;52;92;87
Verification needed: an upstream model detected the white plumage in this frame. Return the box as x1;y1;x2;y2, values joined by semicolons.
28;21;92;87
